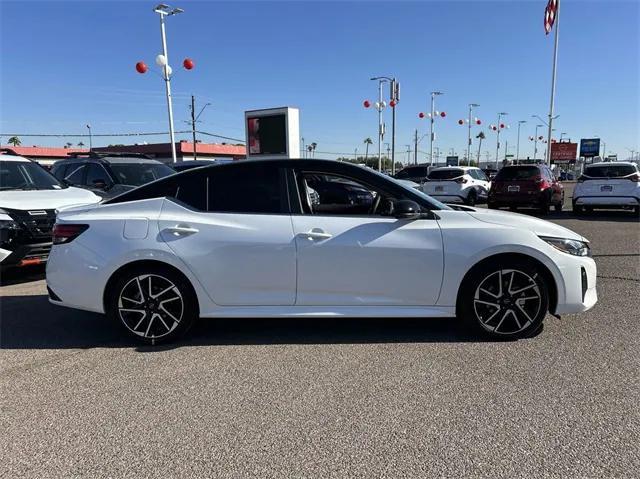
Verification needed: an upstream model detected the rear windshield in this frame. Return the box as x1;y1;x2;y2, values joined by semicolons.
494;166;539;181
584;164;636;178
394;167;428;179
428;169;464;180
0;160;66;190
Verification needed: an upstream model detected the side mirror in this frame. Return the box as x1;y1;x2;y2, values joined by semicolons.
393;200;422;219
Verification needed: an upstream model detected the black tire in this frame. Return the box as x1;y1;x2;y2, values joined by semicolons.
539;199;550;215
573;204;583;215
458;259;549;340
634;205;640;217
554;200;563;212
488;202;499;209
106;264;198;345
466;190;477;206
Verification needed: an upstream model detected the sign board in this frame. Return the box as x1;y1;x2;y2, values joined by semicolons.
245;107;300;159
579;138;601;158
550;142;578;163
446;156;458;166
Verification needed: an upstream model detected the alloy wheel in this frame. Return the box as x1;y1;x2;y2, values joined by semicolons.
117;274;184;340
473;269;542;336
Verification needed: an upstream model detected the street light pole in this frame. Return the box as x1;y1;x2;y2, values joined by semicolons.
429;91;443;166
495;112;508;169
516;120;526;160
154;4;183;163
467;103;479;166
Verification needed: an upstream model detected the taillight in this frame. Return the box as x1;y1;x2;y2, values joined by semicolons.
52;224;89;245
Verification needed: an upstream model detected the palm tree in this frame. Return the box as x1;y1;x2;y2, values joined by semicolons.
77;141;85;147
310;142;317;158
363;138;373;160
65;142;73;149
7;136;21;147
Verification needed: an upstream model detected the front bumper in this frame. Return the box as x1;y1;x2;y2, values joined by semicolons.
554;255;597;315
0;242;52;268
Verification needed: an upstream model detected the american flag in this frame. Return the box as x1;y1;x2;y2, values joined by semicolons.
544;0;558;35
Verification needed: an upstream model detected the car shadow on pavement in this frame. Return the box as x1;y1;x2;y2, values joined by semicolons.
0;294;501;350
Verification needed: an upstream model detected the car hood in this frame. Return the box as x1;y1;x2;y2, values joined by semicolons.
0;187;101;211
466;208;586;242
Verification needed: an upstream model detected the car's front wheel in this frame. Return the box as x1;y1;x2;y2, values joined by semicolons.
459;260;549;339
106;264;198;344
465;190;477;206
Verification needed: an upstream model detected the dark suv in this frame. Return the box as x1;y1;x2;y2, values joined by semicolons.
51;152;175;199
488;164;564;214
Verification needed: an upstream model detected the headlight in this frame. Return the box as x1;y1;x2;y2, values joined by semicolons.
540;236;591;257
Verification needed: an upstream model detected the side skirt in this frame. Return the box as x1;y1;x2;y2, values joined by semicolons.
200;306;457;319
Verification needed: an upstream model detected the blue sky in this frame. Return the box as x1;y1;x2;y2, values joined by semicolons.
1;0;638;162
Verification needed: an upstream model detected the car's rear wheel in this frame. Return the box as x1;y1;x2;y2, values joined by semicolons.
106;264;198;344
459;261;549;340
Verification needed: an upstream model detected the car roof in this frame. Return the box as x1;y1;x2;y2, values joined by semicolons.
55;156;166;165
431;166;470;171
0;154;31;163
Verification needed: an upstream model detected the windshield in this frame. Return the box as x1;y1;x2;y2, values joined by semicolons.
584;164;637;178
109;163;174;186
428;169;464;180
0;160;66;190
494;166;539;181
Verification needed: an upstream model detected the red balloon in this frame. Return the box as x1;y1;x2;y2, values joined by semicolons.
389;100;396;107
440;111;446;118
418;112;425;119
135;61;148;74
458;119;464;125
492;125;497;131
183;58;195;70
500;123;505;129
539;135;543;140
363;100;371;108
476;119;482;125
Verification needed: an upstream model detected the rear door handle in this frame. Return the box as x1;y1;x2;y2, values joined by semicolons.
303;228;332;240
165;224;199;236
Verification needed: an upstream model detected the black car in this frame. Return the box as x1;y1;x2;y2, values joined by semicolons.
393;165;430;183
51;152;175;199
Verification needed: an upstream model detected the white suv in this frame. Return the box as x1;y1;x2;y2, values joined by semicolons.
421;166;491;206
0;151;101;269
573;162;640;215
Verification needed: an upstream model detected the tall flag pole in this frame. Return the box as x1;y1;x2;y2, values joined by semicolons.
544;0;560;165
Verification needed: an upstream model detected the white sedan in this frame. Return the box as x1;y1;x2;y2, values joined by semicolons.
46;159;597;344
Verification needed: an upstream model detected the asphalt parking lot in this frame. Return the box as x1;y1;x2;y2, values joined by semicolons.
1;184;638;478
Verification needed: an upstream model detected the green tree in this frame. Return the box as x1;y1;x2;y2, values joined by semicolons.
7;136;21;147
77;141;85;147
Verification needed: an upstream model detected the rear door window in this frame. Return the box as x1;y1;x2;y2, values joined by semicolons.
395;167;428;179
207;165;286;214
64;163;86;185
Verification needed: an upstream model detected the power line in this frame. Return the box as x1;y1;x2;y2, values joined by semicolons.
0;130;245;143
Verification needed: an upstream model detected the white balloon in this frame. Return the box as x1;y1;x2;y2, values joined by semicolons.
155;54;167;66
165;65;172;76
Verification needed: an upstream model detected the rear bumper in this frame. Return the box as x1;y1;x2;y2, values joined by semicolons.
573;196;639;207
488;193;545;206
0;242;52;268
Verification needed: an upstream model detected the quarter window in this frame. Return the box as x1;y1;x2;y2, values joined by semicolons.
64;164;86;185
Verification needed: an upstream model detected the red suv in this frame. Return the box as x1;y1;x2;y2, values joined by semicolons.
488;164;564;214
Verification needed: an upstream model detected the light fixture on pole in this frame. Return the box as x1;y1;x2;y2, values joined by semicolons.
367;77;392;172
544;0;561;167
516;120;527;160
560;132;568;142
86;124;92;151
425;91;443;166
494;112;508;168
532;124;544;159
467;103;479;166
153;3;183;163
188;97;210;161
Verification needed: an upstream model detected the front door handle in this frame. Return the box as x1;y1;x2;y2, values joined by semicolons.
164;224;199;236
303;228;332;240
